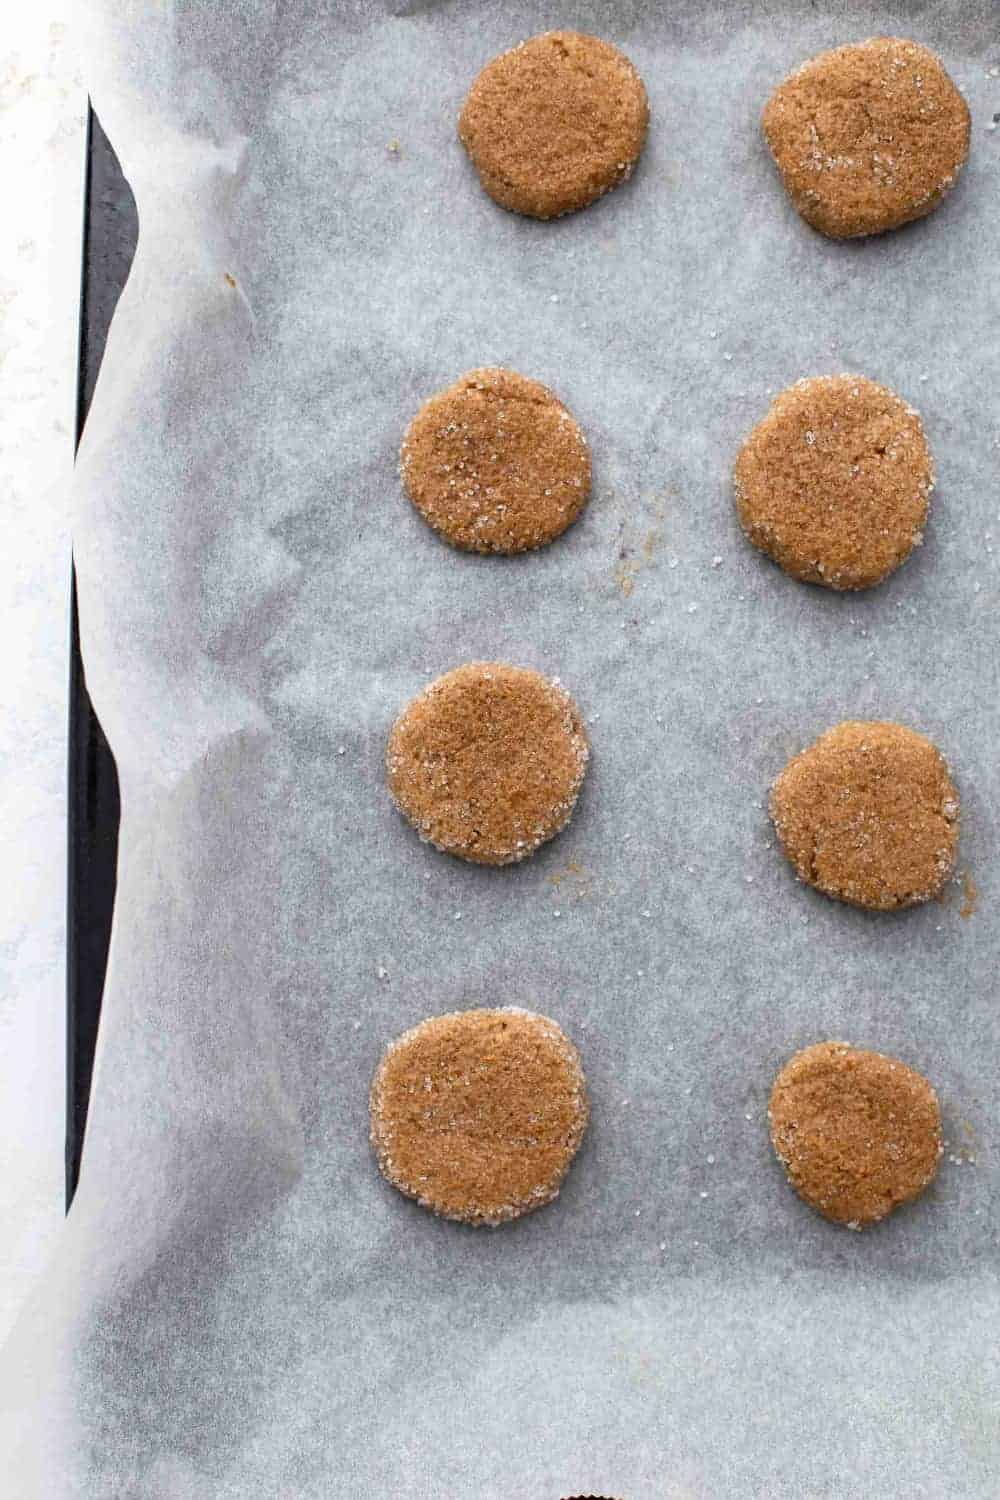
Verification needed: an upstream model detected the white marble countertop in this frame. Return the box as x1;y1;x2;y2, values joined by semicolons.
0;4;86;1349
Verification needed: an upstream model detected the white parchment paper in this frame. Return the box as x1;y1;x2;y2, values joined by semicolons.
4;2;999;1494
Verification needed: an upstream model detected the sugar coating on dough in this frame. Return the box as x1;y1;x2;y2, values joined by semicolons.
386;662;589;866
769;1041;942;1228
734;374;934;591
459;31;649;219
401;367;591;555
370;1007;589;1226
770;720;959;911
763;36;970;239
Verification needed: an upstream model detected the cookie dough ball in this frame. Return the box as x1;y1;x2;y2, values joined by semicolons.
370;1007;589;1225
734;374;933;590
771;720;959;911
386;662;589;865
459;31;649;219
769;1041;942;1227
763;36;970;239
401;368;591;554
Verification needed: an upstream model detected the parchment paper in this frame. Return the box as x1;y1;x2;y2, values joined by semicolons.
4;2;999;1494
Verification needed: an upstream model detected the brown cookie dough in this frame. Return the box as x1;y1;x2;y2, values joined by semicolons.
771;720;959;911
401;367;591;554
769;1041;942;1227
734;374;933;591
370;1007;589;1225
459;31;649;219
763;36;970;239
386;662;589;865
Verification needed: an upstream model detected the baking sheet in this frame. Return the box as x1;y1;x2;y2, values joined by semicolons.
5;1;1000;1494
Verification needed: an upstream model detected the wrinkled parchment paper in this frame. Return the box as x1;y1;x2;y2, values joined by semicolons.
4;2;1000;1494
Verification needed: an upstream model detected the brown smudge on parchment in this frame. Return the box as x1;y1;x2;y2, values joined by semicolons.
960;869;977;919
612;492;668;596
548;858;593;900
613;555;637;597
953;1118;979;1165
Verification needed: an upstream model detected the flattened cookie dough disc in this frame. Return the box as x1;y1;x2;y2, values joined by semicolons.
770;720;959;910
401;367;591;554
459;31;649;219
370;1007;589;1225
734;374;933;590
769;1041;942;1227
763;36;970;239
386;662;589;865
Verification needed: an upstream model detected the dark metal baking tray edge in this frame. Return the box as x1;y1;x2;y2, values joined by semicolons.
67;106;137;1208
